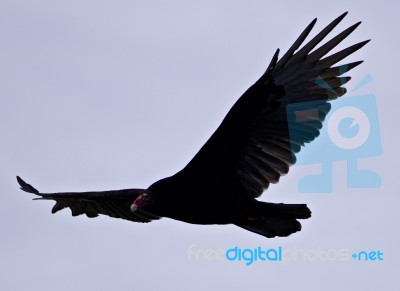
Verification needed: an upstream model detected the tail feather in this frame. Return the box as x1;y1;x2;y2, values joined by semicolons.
237;218;302;238
236;201;311;238
260;202;312;219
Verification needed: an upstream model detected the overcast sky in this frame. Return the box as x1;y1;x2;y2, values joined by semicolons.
1;1;398;290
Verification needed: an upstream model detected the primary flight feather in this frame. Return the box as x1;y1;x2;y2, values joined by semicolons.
18;12;369;238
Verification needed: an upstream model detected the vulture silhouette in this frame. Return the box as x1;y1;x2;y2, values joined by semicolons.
17;12;369;238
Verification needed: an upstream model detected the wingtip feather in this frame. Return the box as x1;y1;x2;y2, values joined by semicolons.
17;176;40;194
338;11;349;20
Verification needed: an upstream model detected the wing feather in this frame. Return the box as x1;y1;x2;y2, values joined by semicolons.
182;13;369;198
17;176;159;222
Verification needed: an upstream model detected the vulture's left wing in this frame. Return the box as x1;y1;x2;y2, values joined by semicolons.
17;176;160;222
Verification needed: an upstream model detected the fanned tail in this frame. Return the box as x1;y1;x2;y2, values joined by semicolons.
235;202;311;238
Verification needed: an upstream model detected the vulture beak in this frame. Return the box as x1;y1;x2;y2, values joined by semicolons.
130;203;138;212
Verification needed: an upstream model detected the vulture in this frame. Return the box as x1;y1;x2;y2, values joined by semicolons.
17;12;369;238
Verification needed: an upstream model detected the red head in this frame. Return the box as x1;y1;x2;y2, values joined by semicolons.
130;192;153;212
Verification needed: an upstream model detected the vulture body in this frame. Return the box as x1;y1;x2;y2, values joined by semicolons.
18;12;369;238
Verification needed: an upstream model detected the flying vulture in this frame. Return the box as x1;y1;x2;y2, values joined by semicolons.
17;12;369;238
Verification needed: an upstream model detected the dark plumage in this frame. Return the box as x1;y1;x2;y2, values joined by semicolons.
17;12;369;238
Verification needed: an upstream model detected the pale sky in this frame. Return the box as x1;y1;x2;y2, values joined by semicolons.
1;1;398;290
